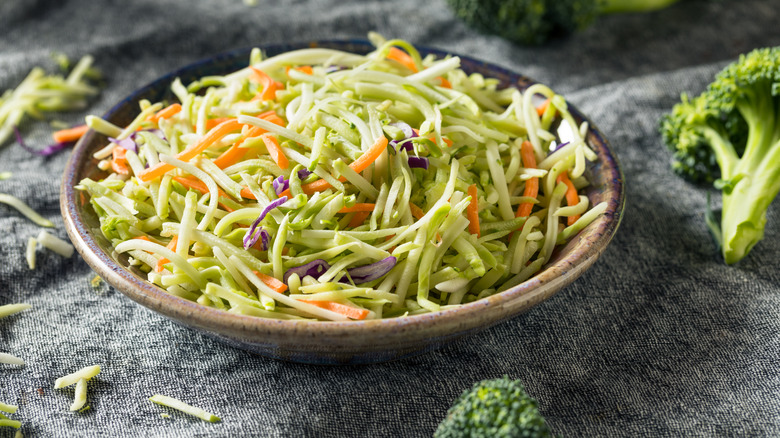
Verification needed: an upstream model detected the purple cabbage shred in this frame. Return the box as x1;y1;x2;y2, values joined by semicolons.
242;196;288;250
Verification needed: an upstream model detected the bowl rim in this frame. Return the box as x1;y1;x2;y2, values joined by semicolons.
60;39;625;342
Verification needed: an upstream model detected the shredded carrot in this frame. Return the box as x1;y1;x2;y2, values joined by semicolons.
134;235;151;242
285;65;314;76
427;135;453;147
348;211;371;228
435;76;452;88
467;184;480;237
409;202;425;220
171;176;237;212
298;299;370;320
111;147;130;175
155;236;179;272
516;140;539;218
138;119;243;182
253;271;288;293
213;126;266;169
249;67;283;101
148;103;182;123
204;117;234;131
338;203;376;213
240;186;257;200
261;112;286;127
52;124;89;144
536;98;552;117
556;171;581;226
260;133;289;169
172;176;224;197
387;47;418;72
279;135;389;198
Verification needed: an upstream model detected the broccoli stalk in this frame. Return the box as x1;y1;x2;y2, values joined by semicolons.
660;47;780;264
435;376;553;438
445;0;682;45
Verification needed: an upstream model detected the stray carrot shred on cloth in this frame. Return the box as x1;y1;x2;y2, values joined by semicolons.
52;124;89;144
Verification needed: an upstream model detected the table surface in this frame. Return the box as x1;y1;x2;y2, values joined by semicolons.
1;1;779;436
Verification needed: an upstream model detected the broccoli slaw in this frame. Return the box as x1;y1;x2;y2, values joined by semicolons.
78;35;607;321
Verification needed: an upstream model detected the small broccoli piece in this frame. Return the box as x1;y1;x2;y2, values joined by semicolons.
435;376;553;438
446;0;681;45
660;47;780;264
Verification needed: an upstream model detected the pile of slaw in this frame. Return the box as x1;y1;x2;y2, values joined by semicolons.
78;34;606;321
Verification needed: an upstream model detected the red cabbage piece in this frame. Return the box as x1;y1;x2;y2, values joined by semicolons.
272;175;289;195
550;141;570;154
283;259;331;283
407;156;429;169
14;126;73;157
108;136;138;154
242;196;288;250
340;256;397;284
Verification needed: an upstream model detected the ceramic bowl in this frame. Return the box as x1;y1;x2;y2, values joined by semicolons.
60;40;625;365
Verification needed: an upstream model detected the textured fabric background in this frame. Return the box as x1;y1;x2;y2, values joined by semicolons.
1;1;780;437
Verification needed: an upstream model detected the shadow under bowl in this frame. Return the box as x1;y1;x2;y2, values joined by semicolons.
60;40;625;365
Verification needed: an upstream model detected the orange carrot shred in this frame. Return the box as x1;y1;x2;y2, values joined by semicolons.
52;124;89;143
516;140;539;218
409;202;425;220
240;186;257;200
155;236;179;272
213;125;266;169
387;47;418;72
138;119;243;182
536;98;552;117
260;133;289;169
148;103;182;123
278;135;389;198
467;184;480;237
556;171;581;226
253;270;288;293
204;117;233;131
111;147;130;175
338;203;376;213
249;67;283;101
298;299;370;320
348;211;371;228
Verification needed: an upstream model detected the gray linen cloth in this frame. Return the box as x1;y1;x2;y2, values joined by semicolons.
2;0;780;436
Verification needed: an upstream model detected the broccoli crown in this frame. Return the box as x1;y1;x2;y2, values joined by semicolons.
659;46;780;263
446;0;600;45
662;47;780;180
435;376;553;438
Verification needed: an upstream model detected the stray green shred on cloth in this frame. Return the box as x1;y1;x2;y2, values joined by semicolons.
149;394;221;423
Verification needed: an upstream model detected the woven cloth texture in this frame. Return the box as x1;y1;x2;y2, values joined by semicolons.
1;0;780;436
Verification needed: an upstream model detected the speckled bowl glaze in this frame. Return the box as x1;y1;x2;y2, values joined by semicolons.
61;40;625;365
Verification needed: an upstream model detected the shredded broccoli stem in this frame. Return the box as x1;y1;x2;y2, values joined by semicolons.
78;35;606;320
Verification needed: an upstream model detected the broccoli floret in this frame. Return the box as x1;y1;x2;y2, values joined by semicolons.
660;47;780;264
435;376;553;438
445;0;681;45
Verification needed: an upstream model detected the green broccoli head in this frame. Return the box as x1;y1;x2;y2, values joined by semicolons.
446;0;680;45
435;376;553;438
660;47;780;264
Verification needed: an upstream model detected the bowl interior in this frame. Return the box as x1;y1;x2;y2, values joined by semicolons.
61;40;625;364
